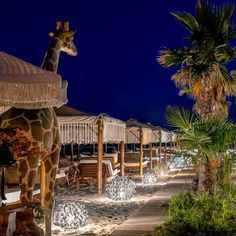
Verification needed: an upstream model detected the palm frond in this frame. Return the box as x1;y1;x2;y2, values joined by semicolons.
165;106;196;130
171;12;200;34
157;47;192;67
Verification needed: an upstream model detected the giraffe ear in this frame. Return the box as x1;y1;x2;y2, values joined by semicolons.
69;29;76;36
48;31;54;37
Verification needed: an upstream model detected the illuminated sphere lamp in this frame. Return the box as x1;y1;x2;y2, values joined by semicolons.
142;172;158;185
106;176;136;200
53;202;88;229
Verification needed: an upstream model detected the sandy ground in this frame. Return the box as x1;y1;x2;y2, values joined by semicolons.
41;175;171;236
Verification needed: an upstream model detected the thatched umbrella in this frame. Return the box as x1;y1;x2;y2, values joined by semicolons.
0;51;67;111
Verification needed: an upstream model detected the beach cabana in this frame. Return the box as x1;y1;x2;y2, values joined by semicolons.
56;106;126;194
125;119;153;176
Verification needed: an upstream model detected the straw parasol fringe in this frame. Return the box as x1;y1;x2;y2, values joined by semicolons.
0;51;68;109
0;81;67;109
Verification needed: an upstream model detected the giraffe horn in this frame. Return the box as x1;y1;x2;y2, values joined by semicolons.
64;21;69;31
56;21;62;29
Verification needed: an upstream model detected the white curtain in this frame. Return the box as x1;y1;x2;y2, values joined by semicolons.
57;115;126;144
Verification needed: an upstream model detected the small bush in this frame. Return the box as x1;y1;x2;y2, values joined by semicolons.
153;191;236;236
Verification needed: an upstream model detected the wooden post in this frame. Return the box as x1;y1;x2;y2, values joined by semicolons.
93;143;95;155
139;128;143;176
149;142;153;170
120;141;125;176
158;128;162;163
40;162;45;207
164;142;167;163
62;144;66;157
97;119;103;195
70;141;74;161
77;144;80;160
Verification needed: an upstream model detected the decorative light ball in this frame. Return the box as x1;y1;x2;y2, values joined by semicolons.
153;163;169;177
53;202;88;229
142;172;158;185
106;176;136;200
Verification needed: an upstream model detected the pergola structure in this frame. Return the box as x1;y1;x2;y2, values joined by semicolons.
56;105;126;194
140;123;178;166
125;119;153;176
146;124;171;162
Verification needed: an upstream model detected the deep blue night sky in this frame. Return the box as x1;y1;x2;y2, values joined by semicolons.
1;0;236;128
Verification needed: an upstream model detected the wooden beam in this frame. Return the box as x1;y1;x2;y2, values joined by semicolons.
120;141;125;176
70;141;74;161
97;118;103;195
158;128;162;163
149;142;153;170
139;128;143;176
164;142;167;163
40;162;45;207
62;144;66;157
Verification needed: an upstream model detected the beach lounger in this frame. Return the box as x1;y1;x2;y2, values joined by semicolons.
80;152;119;169
77;159;119;189
125;160;149;171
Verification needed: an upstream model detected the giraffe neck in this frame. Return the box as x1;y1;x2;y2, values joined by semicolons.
41;36;62;73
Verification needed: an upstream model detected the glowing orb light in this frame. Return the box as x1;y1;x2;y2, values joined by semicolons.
142;172;158;185
106;176;136;200
53;202;88;229
153;163;169;177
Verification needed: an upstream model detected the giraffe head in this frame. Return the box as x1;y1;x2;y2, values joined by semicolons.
49;21;77;56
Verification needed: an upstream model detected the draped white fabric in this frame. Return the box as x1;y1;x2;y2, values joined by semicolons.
152;130;160;143
57;115;126;144
161;130;171;142
125;127;152;144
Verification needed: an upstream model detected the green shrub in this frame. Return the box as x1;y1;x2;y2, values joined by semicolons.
153;191;236;235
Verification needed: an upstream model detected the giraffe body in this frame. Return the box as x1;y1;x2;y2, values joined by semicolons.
0;21;77;236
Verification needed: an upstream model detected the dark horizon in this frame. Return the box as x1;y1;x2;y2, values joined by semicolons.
1;0;236;129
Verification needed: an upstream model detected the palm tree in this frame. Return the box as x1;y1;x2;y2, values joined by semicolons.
166;106;236;194
158;0;236;120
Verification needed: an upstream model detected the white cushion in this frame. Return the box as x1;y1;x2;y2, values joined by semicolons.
79;159;118;176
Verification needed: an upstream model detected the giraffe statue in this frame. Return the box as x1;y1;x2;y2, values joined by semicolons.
0;21;77;236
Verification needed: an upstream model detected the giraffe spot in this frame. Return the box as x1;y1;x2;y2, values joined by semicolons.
28;170;37;188
8;108;24;119
51;152;59;165
24;110;39;120
44;131;52;145
44;160;51;173
45;192;51;201
51;168;57;179
27;190;33;201
21;196;26;203
31;121;43;141
49;182;54;191
48;49;58;62
1;121;8;128
19;159;28;179
32;142;38;146
40;113;51;130
9;117;30;131
20;183;26;194
42;109;52;122
28;155;39;168
45;63;55;72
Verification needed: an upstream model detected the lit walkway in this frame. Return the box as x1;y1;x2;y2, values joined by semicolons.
111;172;194;236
